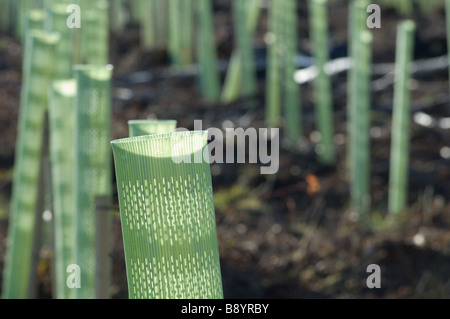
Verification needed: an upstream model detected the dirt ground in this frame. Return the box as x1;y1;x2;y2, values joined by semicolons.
1;1;450;299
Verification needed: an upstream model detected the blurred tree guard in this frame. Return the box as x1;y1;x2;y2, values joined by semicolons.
196;0;221;102
130;0;142;25
308;0;335;165
388;21;416;214
0;0;11;33
265;0;301;136
347;0;372;215
49;79;77;299
2;30;59;299
281;0;302;144
73;64;113;299
44;2;75;79
168;0;194;67
351;31;373;215
17;0;44;40
111;132;224;299
141;0;157;49
446;0;450;100
265;0;281;127
231;0;257;101
25;9;45;35
109;0;126;35
221;0;262;104
128;119;177;137
79;0;109;65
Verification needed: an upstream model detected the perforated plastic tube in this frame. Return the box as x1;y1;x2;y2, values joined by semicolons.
111;131;223;299
128;119;177;137
49;79;76;299
73;64;113;298
2;30;59;299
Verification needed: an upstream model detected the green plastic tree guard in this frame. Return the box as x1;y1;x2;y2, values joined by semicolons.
0;0;11;33
49;79;76;299
73;64;113;298
308;0;335;164
128;119;177;137
141;0;157;49
446;0;450;102
221;0;262;104
196;0;220;102
265;0;282;127
388;21;416;214
232;0;257;99
351;30;373;215
2;30;59;299
168;0;193;67
110;0;126;35
281;0;302;144
26;9;45;33
80;0;109;64
45;2;75;79
18;0;43;40
111;131;223;299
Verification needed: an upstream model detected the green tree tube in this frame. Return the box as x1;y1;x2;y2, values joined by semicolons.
0;0;11;33
155;0;169;49
388;21;416;214
446;0;450;99
111;131;223;299
142;0;157;50
282;0;302;144
130;0;143;25
265;0;282;127
168;0;182;66
308;0;335;164
26;9;45;34
17;0;42;40
232;0;257;99
45;2;74;79
168;0;193;67
351;30;373;215
347;0;367;174
221;0;262;104
2;30;59;299
73;64;113;298
196;0;220;102
49;79;77;299
80;0;109;64
110;0;126;35
128;119;177;137
179;0;194;65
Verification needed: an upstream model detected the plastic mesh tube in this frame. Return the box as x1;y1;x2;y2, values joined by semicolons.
111;131;223;299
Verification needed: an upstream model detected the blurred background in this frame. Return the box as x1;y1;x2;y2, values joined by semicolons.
1;0;450;299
